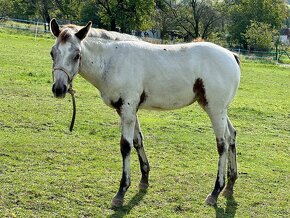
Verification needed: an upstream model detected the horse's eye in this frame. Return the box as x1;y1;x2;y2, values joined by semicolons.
74;54;80;61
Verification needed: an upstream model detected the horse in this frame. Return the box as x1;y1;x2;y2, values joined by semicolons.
49;19;240;207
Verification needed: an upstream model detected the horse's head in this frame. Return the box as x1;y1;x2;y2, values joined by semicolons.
50;18;92;98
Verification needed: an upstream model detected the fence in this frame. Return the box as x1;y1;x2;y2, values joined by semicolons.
1;17;289;63
0;17;49;33
229;48;290;63
0;17;162;42
230;48;277;60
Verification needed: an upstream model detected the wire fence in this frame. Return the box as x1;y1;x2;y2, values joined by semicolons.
230;48;278;60
229;48;290;63
0;17;49;33
0;16;163;43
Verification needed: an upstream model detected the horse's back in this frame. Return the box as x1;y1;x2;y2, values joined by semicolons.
135;42;240;110
105;41;240;110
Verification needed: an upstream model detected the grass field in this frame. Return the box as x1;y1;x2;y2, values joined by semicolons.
0;31;289;217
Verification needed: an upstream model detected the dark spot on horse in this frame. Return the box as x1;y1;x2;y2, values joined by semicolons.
118;134;132;191
233;53;240;66
59;29;71;43
133;132;143;148
91;62;94;64
111;97;123;111
120;135;131;157
229;142;236;154
65;24;78;30
119;172;128;192
193;78;208;108
228;167;238;183
212;168;226;197
102;58;112;82
101;32;111;40
133;138;138;146
216;138;225;156
138;91;147;108
115;46;118;49
163;48;167;51
233;130;237;138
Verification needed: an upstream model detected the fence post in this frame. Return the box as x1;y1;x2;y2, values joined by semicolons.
275;45;278;63
34;21;39;40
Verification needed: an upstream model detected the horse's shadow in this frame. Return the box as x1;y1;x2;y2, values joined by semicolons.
214;196;238;218
109;191;237;217
109;189;147;218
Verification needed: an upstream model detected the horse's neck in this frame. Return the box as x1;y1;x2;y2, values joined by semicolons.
79;39;110;91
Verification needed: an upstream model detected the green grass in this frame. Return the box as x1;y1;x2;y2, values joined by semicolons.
0;31;289;217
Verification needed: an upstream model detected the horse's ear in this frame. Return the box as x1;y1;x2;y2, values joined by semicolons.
75;21;92;41
50;18;60;37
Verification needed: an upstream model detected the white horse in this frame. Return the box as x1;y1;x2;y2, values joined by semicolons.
50;19;240;207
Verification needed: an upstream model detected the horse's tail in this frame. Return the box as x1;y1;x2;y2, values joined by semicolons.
233;52;240;66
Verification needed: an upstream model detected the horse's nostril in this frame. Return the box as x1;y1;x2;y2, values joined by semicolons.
52;83;67;97
63;85;67;93
55;87;63;95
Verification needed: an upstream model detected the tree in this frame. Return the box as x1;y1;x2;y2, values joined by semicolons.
160;0;224;41
228;0;288;48
286;6;290;28
153;0;177;41
96;0;155;33
0;0;13;17
54;0;83;21
79;0;102;26
38;0;52;31
243;20;278;51
0;0;37;19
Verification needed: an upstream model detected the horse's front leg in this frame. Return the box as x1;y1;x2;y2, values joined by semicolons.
112;103;136;208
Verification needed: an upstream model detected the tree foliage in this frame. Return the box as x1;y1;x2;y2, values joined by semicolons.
243;21;278;51
228;0;288;48
79;0;102;26
0;0;289;50
0;0;155;33
96;0;155;32
158;0;224;41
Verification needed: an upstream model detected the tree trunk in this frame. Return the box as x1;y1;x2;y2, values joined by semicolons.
110;19;116;31
42;0;51;32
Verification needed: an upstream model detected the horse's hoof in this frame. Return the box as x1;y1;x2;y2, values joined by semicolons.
222;189;233;198
205;194;217;206
111;196;124;208
139;182;149;190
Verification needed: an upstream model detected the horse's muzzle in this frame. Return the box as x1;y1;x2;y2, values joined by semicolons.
52;83;67;98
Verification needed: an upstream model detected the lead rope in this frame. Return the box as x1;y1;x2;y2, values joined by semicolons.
52;68;77;132
68;84;76;132
68;59;81;132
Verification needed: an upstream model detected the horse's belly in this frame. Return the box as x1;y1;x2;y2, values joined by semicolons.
140;87;196;110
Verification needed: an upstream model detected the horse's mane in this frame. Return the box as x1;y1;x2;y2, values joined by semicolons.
61;24;140;41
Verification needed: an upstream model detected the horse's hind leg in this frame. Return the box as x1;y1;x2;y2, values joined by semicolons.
222;116;238;197
133;116;150;190
205;109;230;206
